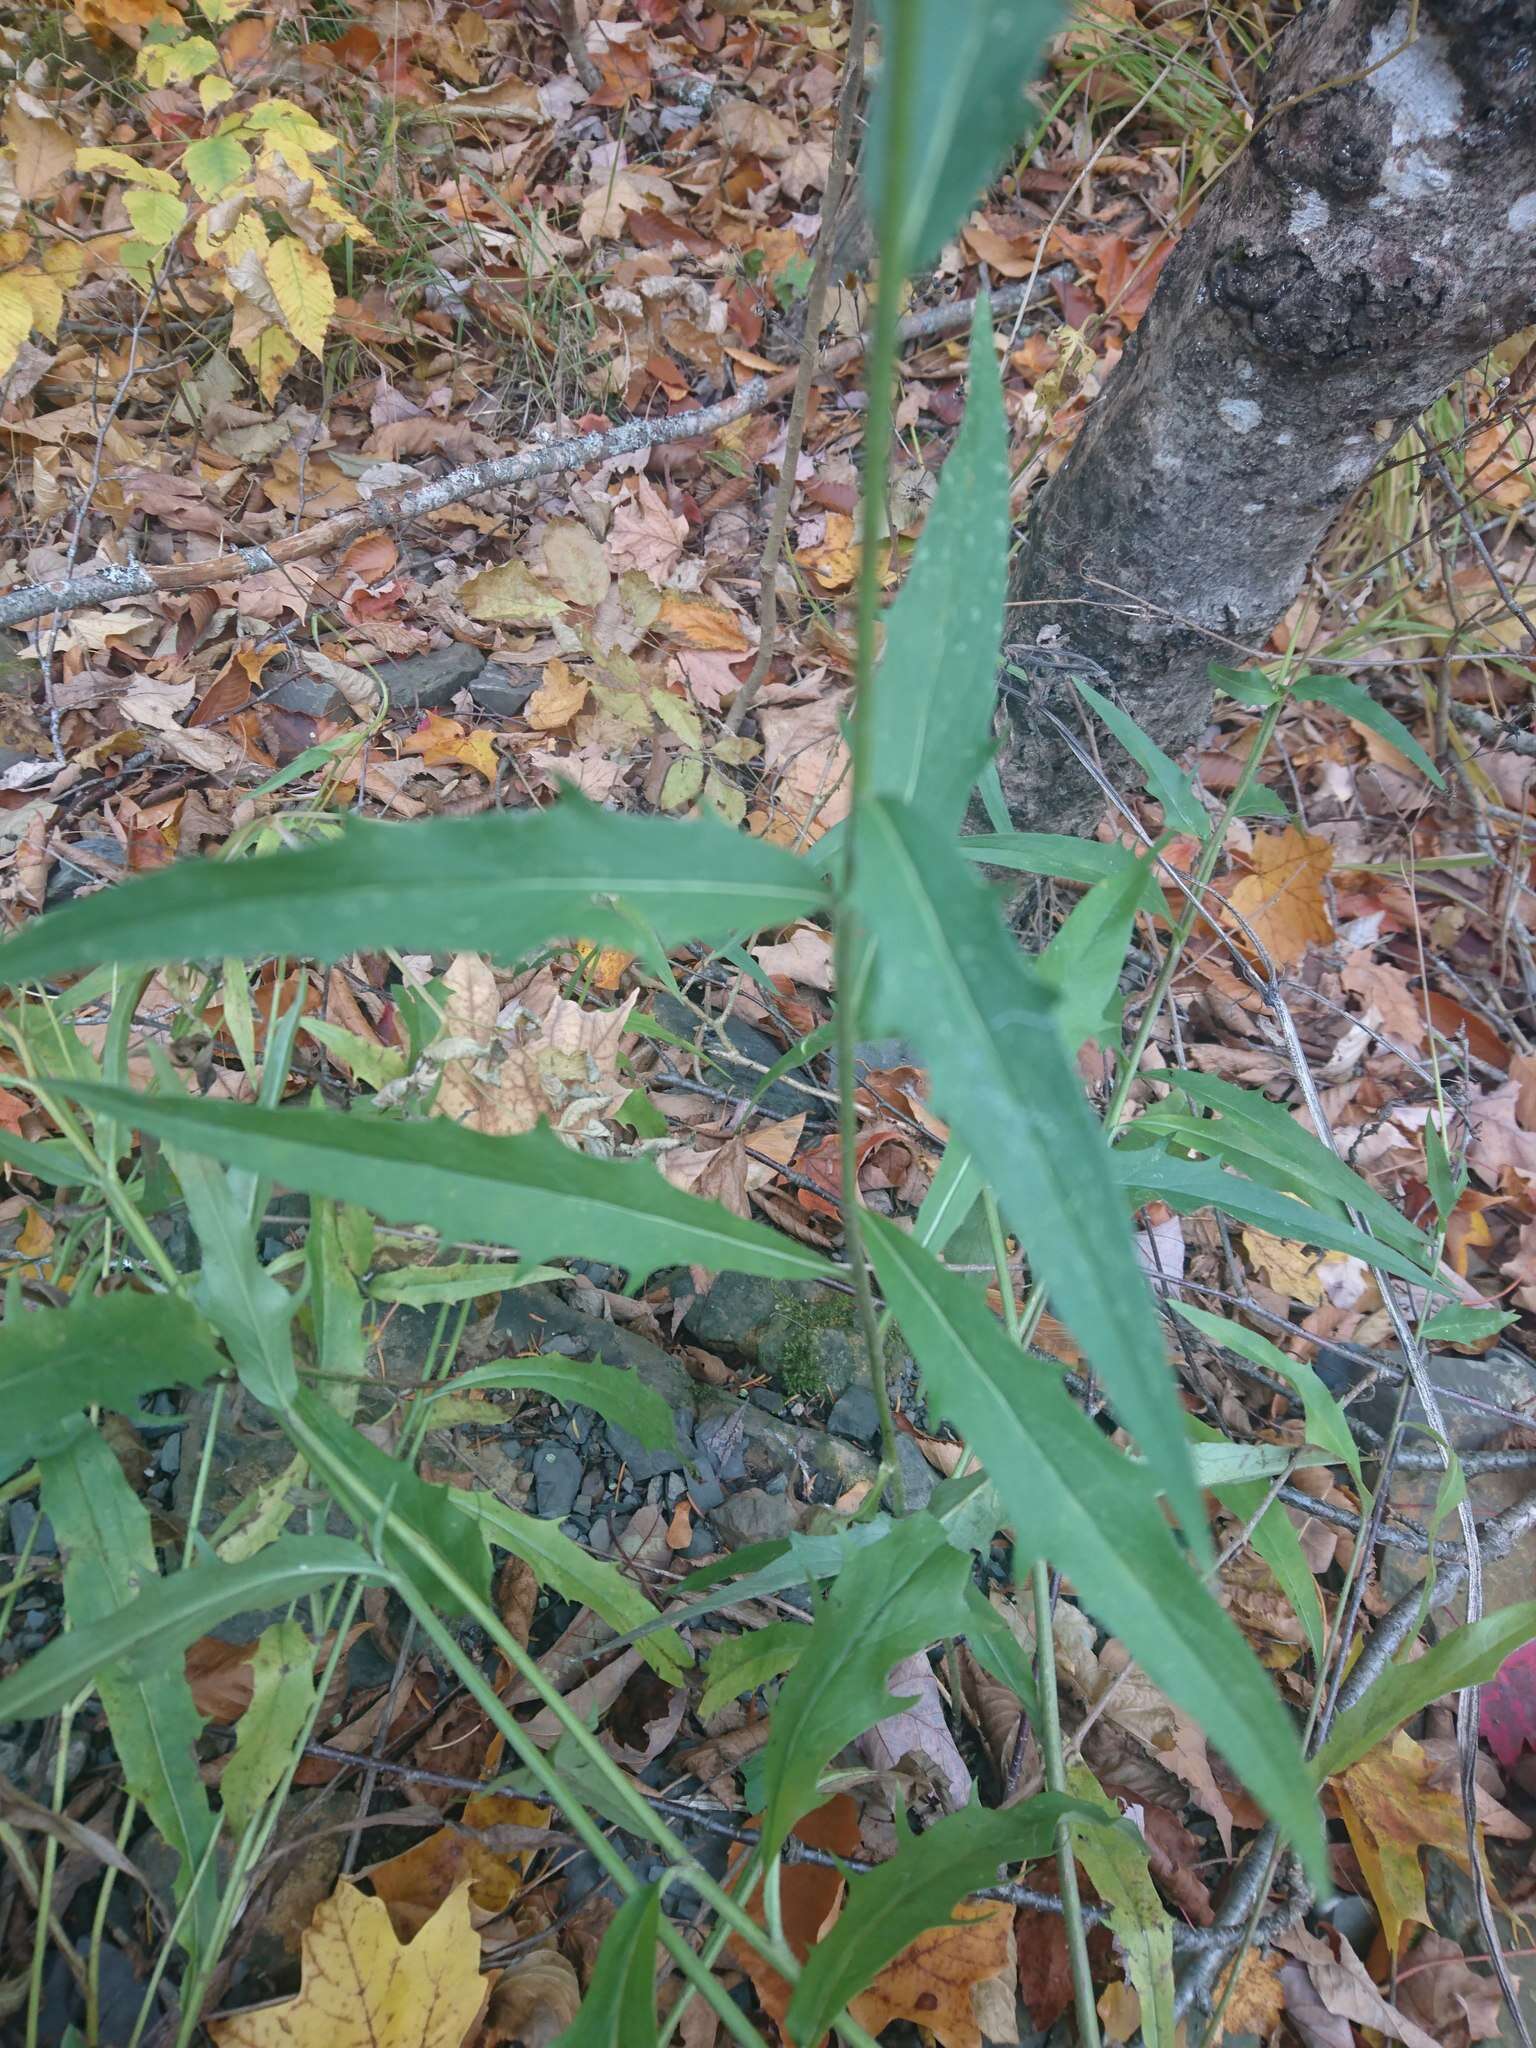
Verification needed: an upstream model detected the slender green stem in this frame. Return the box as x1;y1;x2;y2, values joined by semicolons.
1032;1560;1100;2048
27;1689;82;2048
0;1509;41;1644
832;0;919;1513
87;1796;138;2047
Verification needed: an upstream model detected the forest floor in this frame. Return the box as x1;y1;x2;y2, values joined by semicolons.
1;0;1536;2044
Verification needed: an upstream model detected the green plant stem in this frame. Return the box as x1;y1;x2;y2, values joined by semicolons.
1032;1560;1101;2048
87;1795;138;2047
27;1687;84;2048
832;0;918;1517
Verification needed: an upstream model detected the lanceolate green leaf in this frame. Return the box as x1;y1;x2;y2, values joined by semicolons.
1137;1072;1429;1262
551;1882;662;2048
1311;1601;1536;1782
866;0;1059;275
867;301;1007;834
1189;1420;1325;1668
0;799;826;989
1075;678;1207;838
699;1621;806;1720
851;797;1205;1555
174;1143;297;1410
55;1085;835;1286
283;1390;491;1617
960;833;1164;908
865;1217;1326;1889
2;1291;227;1472
757;1513;971;1858
454;1492;692;1683
36;1422;221;1963
0;1533;388;1723
1112;1144;1444;1294
785;1797;1088;2047
1295;675;1445;789
1171;1301;1364;1496
427;1358;676;1453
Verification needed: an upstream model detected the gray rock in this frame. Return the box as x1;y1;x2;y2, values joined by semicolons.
648;992;818;1121
712;1487;798;1550
828;1385;881;1446
471;662;540;719
688;1474;726;1513
534;1441;583;1520
607;1421;688;1482
9;1502;56;1556
263;668;349;720
589;1514;613;1555
158;1431;182;1477
377;644;485;711
891;1435;937;1513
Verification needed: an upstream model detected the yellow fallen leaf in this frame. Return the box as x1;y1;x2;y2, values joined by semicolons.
263;235;334;359
403;712;499;781
1226;826;1333;967
525;658;589;731
655;589;752;652
208;1880;488;2047
1240;1226;1322;1305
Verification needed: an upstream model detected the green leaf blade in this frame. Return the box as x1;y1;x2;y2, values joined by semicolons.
865;1218;1326;1889
851;798;1205;1555
0;801;827;989
1296;675;1445;789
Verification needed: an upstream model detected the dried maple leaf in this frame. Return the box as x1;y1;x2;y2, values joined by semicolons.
208;1880;487;2047
1226;826;1333;967
1396;1932;1507;2048
847;1900;1014;2048
1333;1731;1513;1952
403;712;499;781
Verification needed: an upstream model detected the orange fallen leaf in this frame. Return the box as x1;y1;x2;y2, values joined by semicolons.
1226;825;1333;967
727;1796;861;2032
656;589;752;652
525;657;590;731
847;1900;1014;2048
208;1880;488;2047
402;712;499;781
368;1790;549;1940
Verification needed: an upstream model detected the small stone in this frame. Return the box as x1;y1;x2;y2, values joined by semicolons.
471;663;540;719
560;1518;587;1544
828;1385;881;1446
665;1472;686;1502
712;1487;796;1550
589;1515;613;1555
533;1441;583;1520
263;668;349;720
9;1503;56;1556
376;644;485;711
687;1474;725;1513
606;1421;688;1482
888;1436;937;1513
158;1432;182;1477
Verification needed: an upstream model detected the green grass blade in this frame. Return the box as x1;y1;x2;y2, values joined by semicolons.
865;1216;1326;1889
551;1883;662;2048
0;799;827;988
55;1084;835;1285
851;797;1205;1556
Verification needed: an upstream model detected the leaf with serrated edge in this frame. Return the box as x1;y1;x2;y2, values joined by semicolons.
0;800;825;989
757;1514;971;1859
785;1796;1086;2047
220;1620;317;1835
865;1215;1326;1889
56;1087;834;1287
851;796;1205;1555
3;1292;227;1467
0;1535;388;1724
550;1883;661;2048
37;1422;220;1960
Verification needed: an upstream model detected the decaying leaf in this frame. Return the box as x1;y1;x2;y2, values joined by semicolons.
1226;826;1333;966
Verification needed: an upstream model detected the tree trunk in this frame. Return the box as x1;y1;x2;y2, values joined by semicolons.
1000;0;1536;832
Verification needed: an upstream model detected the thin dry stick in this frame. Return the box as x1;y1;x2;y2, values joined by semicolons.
724;0;868;737
0;277;1065;639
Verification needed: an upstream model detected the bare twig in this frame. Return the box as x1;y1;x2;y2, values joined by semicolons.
725;0;868;735
0;277;1065;638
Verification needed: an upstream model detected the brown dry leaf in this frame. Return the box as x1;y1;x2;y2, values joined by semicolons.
607;479;687;578
1396;1932;1506;2048
1468;1076;1536;1187
656;589;752;652
432;957;635;1138
1339;950;1426;1051
848;1900;1014;2048
751;922;834;990
757;694;851;840
1333;1730;1516;1952
1275;1923;1439;2048
858;1651;973;1812
1227;826;1334;966
476;1950;581;2047
403;713;499;782
3;94;74;201
726;1795;860;2030
1241;1227;1323;1305
367;1792;549;1941
540;519;610;607
525;658;590;731
208;1880;488;2047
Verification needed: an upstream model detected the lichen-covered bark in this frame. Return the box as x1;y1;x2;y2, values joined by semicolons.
1001;0;1536;831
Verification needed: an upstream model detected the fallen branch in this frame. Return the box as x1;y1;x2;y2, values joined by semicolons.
0;275;1066;637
